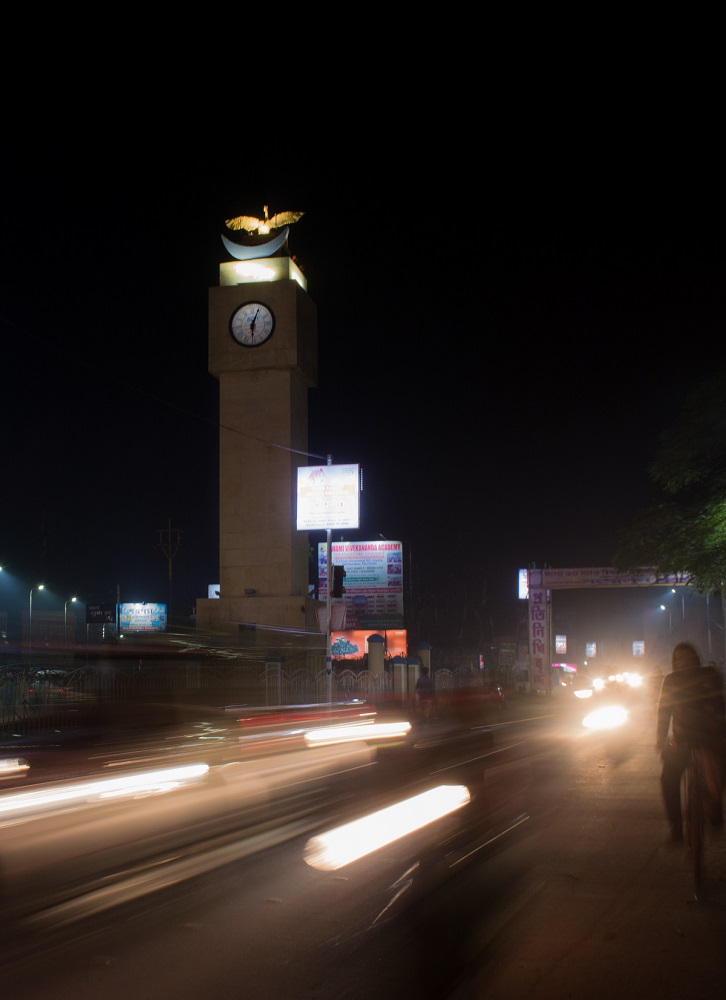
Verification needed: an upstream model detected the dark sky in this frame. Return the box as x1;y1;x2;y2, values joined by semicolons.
1;144;724;639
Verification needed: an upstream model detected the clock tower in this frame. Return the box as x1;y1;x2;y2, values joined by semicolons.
194;223;317;636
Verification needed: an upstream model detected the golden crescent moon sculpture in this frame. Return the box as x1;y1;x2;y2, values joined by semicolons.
221;227;290;261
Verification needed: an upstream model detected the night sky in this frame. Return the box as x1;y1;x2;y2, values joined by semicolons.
1;144;724;643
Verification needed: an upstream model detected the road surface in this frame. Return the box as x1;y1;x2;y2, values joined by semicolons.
3;694;726;999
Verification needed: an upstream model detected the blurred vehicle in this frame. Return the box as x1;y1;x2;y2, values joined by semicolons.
573;668;644;703
596;669;644;705
434;682;507;729
0;696;541;930
26;669;95;704
0;737;378;926
231;700;393;756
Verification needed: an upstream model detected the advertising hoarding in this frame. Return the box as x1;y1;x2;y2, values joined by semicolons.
297;464;360;530
119;603;168;633
331;629;408;660
318;540;404;629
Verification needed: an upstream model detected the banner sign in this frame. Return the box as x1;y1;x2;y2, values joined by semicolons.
528;586;550;693
527;567;688;589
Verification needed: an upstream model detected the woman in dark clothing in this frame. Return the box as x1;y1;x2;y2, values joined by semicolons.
656;641;726;844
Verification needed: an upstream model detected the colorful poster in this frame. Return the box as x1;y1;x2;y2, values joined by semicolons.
318;540;404;628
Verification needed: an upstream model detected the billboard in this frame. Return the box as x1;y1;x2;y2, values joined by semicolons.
297;464;360;530
331;629;408;661
119;603;167;633
318;540;404;629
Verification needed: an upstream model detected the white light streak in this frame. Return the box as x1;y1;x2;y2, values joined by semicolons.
304;784;470;871
304;720;411;747
0;758;30;777
0;763;209;820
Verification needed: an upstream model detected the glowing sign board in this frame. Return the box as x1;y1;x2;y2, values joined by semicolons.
331;629;408;660
297;464;360;530
119;603;167;633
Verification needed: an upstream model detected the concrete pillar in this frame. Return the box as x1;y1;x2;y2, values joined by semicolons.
367;633;385;678
391;655;407;698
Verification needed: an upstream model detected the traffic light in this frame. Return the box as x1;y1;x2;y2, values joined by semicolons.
332;565;346;598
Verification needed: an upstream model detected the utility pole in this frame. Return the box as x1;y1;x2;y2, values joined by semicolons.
326;455;333;703
157;518;182;625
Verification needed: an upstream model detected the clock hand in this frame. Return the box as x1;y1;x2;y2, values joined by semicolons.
249;308;260;340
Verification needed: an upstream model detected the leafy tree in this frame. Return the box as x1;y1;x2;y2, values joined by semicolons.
614;369;726;592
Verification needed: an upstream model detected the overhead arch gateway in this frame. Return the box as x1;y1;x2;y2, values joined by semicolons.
526;567;688;694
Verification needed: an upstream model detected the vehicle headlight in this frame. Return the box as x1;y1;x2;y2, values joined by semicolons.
582;706;629;731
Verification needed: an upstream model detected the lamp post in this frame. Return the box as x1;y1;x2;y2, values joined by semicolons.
670;587;686;636
660;603;672;635
28;584;44;665
64;596;77;660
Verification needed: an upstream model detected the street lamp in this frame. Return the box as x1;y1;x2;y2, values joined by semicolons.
660;603;672;635
670;587;686;634
64;596;77;657
28;584;44;665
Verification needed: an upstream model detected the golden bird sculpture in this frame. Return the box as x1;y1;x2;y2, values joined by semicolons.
225;205;304;235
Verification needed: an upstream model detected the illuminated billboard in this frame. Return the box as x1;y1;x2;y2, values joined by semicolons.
119;603;168;633
296;464;360;530
331;629;408;661
318;540;404;629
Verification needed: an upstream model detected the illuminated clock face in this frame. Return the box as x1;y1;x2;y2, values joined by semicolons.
229;302;275;347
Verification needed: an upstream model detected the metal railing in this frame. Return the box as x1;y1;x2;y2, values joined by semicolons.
1;660;492;737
